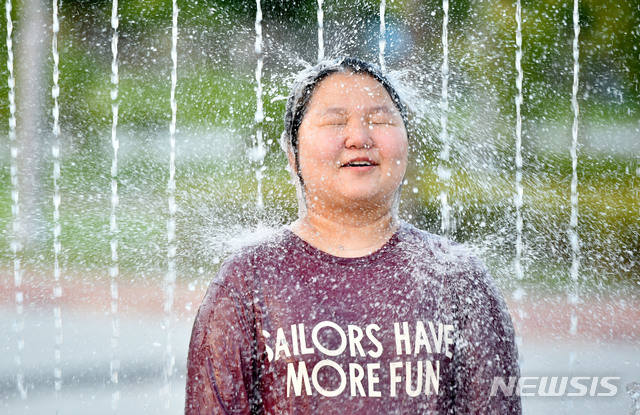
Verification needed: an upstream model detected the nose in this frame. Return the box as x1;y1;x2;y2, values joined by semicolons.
343;117;374;149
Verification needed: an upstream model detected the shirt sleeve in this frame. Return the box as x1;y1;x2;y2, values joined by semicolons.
451;257;522;414
185;259;260;415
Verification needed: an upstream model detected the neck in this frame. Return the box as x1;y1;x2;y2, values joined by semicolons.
291;204;399;258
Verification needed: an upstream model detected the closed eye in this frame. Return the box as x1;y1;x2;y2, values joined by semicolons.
368;113;396;126
321;118;347;126
368;117;395;126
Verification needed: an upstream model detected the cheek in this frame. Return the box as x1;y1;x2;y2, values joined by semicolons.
379;132;409;164
299;135;342;167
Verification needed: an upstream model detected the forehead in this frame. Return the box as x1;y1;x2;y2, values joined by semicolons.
307;71;393;109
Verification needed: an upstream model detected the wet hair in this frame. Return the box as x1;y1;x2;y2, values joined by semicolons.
281;57;408;174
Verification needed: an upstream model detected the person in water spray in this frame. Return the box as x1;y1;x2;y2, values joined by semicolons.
185;57;521;414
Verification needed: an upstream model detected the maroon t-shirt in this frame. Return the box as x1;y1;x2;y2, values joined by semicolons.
185;223;521;414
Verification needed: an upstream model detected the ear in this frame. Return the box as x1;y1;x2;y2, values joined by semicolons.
286;147;297;172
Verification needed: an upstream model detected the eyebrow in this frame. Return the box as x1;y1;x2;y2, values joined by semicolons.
320;105;395;115
322;107;347;115
367;105;394;114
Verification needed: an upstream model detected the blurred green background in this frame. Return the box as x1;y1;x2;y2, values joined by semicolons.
0;0;638;290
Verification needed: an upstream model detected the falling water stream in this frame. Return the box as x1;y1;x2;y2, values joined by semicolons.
51;0;63;410
438;0;451;236
109;0;120;410
378;0;386;71
568;0;581;361
317;0;324;62
253;0;265;215
6;0;26;402
163;0;179;408
513;0;525;357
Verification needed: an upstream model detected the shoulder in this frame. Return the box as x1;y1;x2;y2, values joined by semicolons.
396;222;485;273
210;226;294;287
199;226;293;311
397;222;502;303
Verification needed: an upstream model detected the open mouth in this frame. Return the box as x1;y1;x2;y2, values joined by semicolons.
341;158;377;167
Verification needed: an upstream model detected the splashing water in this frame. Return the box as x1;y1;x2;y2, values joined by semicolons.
438;0;451;236
109;0;120;410
51;0;63;410
0;2;638;414
163;0;179;408
627;382;640;415
6;0;26;402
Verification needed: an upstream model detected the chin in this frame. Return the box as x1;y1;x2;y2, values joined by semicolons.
340;190;393;207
